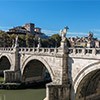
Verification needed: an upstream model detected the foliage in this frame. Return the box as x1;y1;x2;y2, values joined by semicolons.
49;34;61;47
0;31;71;48
41;39;50;47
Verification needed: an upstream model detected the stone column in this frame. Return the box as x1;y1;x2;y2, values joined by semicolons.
4;36;21;83
13;36;21;82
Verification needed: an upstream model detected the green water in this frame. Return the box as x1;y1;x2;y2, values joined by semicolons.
0;89;46;100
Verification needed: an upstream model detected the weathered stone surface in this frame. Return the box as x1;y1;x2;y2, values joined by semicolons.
0;47;100;100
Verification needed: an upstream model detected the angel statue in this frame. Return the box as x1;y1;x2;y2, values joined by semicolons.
60;26;69;42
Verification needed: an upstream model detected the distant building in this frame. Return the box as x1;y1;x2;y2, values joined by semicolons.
8;26;28;34
23;23;35;34
34;27;41;33
68;32;100;48
7;23;48;38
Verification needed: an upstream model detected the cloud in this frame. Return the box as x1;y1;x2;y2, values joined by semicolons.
0;26;12;31
67;32;87;37
42;29;100;39
92;29;100;33
42;29;87;37
42;29;59;36
91;29;100;36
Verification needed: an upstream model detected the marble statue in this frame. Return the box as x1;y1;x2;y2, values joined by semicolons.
60;26;69;42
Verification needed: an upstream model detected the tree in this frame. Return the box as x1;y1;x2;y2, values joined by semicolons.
41;39;49;47
18;35;26;47
49;34;61;47
0;31;11;47
25;34;34;47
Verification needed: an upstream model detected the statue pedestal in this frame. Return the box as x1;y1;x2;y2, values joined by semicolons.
60;41;66;49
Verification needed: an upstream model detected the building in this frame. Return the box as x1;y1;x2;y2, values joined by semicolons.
7;23;48;38
68;32;100;48
23;23;35;34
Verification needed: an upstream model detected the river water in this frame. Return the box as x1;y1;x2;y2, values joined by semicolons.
0;89;46;100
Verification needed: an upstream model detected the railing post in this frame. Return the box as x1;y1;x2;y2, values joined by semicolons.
92;48;96;55
48;49;50;53
73;48;76;54
82;48;86;55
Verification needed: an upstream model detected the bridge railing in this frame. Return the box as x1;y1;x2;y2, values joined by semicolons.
0;47;14;51
68;48;100;55
0;47;59;54
1;47;100;55
19;47;59;54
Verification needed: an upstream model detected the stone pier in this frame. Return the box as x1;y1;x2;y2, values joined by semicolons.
44;27;71;100
44;83;71;100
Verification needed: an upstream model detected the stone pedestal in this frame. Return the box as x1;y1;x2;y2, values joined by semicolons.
4;70;21;83
60;41;67;50
44;83;70;100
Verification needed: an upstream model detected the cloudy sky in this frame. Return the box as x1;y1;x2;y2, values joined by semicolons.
0;0;100;38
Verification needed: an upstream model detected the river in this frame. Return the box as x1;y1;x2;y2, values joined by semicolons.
0;89;46;100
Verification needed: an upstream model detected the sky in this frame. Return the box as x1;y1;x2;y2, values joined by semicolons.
0;0;100;38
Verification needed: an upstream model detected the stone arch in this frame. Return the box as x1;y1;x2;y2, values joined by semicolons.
0;54;12;67
0;55;12;78
21;56;54;82
74;61;100;96
75;69;100;100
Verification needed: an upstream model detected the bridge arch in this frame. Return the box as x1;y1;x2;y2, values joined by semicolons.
0;55;11;79
74;62;100;100
21;56;54;82
0;54;12;67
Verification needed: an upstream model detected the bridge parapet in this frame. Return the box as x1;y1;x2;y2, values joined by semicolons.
19;47;60;54
69;48;100;55
0;47;66;57
0;47;60;54
0;47;14;52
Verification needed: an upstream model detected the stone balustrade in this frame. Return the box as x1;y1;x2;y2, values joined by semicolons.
0;47;14;51
68;48;100;55
0;47;100;55
0;47;59;54
19;47;59;54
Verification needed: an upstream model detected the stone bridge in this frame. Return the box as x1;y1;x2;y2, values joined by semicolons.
0;27;99;100
69;48;100;100
0;46;100;100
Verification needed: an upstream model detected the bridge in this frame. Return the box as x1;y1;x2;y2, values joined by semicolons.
0;28;100;100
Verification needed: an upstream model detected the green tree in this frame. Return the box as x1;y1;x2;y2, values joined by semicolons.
18;35;26;47
41;39;49;47
0;31;11;47
25;34;34;47
49;34;61;47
